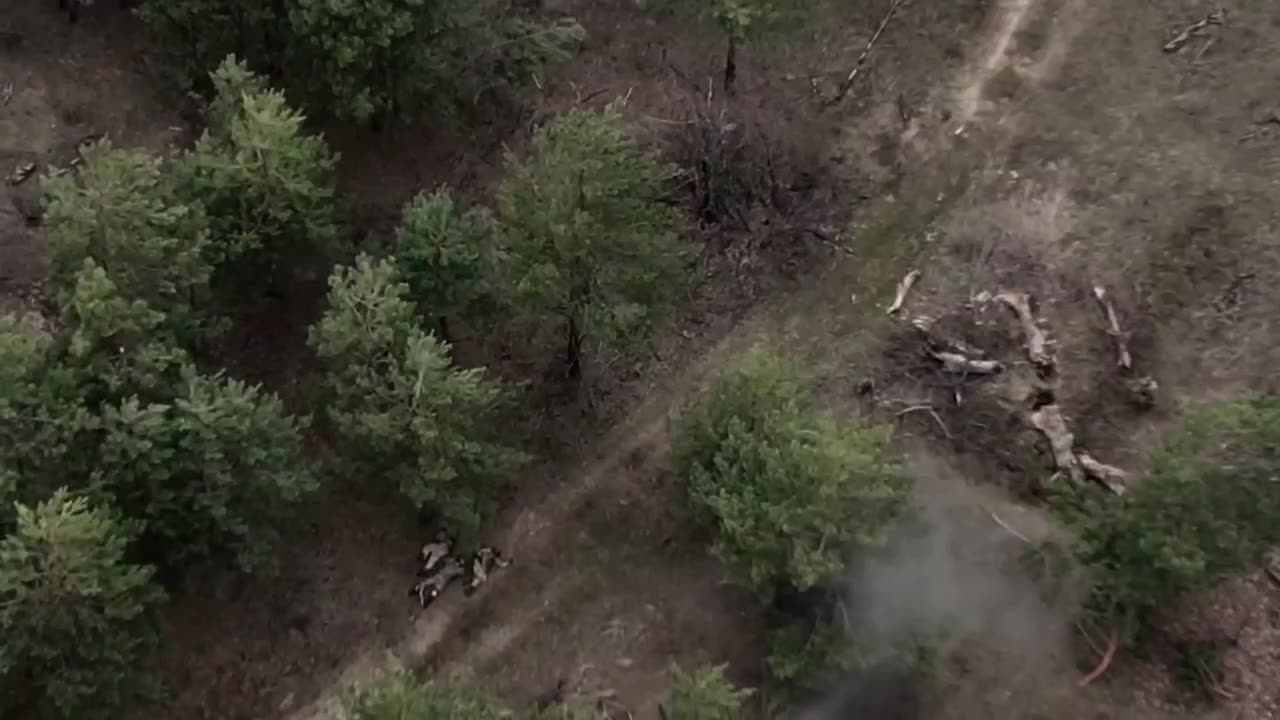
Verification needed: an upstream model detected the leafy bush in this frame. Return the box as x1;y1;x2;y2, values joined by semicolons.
675;352;909;598
499;108;692;377
0;491;164;719
43;141;212;335
178;57;340;270
765;618;858;693
665;664;753;720
1055;398;1280;640
309;256;526;547
394;189;500;339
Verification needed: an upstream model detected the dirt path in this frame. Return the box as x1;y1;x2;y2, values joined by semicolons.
284;1;1092;715
286;321;768;720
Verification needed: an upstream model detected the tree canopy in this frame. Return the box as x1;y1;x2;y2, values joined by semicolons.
498;108;691;377
309;255;526;548
178;57;340;273
664;664;753;720
675;351;909;598
0;491;164;720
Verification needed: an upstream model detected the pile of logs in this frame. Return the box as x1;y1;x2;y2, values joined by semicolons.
880;269;1153;495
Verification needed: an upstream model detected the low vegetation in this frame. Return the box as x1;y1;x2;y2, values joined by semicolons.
1056;398;1280;641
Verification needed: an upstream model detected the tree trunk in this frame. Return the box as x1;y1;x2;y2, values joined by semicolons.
724;34;737;95
565;314;583;381
437;315;452;346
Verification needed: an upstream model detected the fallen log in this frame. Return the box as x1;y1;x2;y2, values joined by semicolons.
1092;286;1132;370
997;291;1053;370
1029;404;1083;483
887;269;921;315
1078;452;1130;495
933;351;1002;375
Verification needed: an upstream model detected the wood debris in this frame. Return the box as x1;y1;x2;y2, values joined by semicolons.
1;82;12;106
7;161;35;185
1078;452;1130;495
1163;9;1224;53
1092;285;1131;370
933;351;1002;375
1029;404;1083;483
997;291;1053;370
887;269;921;315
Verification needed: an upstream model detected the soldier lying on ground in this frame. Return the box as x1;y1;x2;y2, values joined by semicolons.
418;531;452;575
464;547;512;596
410;558;464;608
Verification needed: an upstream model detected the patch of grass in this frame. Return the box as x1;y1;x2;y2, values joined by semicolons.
1172;639;1225;703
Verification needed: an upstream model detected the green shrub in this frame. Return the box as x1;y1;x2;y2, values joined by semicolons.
309;256;526;548
665;664;753;720
498;108;692;377
675;352;909;598
341;672;511;720
1056;398;1280;639
765;619;858;693
0;491;164;719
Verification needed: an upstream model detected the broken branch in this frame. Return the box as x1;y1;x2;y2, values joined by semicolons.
1092;285;1131;370
933;351;1002;375
830;0;905;104
997;291;1053;370
895;404;952;439
1078;628;1120;687
1029;404;1083;483
887;269;921;315
1078;452;1130;495
1163;10;1225;54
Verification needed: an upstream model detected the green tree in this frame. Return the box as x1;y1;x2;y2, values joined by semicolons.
1056;398;1280;641
137;0;280;85
287;0;582;122
43;141;212;335
178;56;340;274
698;0;804;93
309;256;526;547
664;664;753;720
90;370;315;573
675;352;909;598
498;109;691;378
0;490;164;719
394;188;499;342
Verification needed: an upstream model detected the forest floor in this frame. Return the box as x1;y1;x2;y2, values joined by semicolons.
3;0;1280;718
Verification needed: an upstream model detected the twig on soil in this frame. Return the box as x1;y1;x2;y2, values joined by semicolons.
997;291;1054;371
887;269;921;315
1092;285;1132;370
1265;565;1280;589
829;0;905;104
1078;628;1120;687
933;351;1002;375
984;506;1032;545
798;226;856;256
1163;9;1225;54
895;404;952;439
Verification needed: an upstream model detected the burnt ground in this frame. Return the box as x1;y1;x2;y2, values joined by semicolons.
5;0;1280;719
